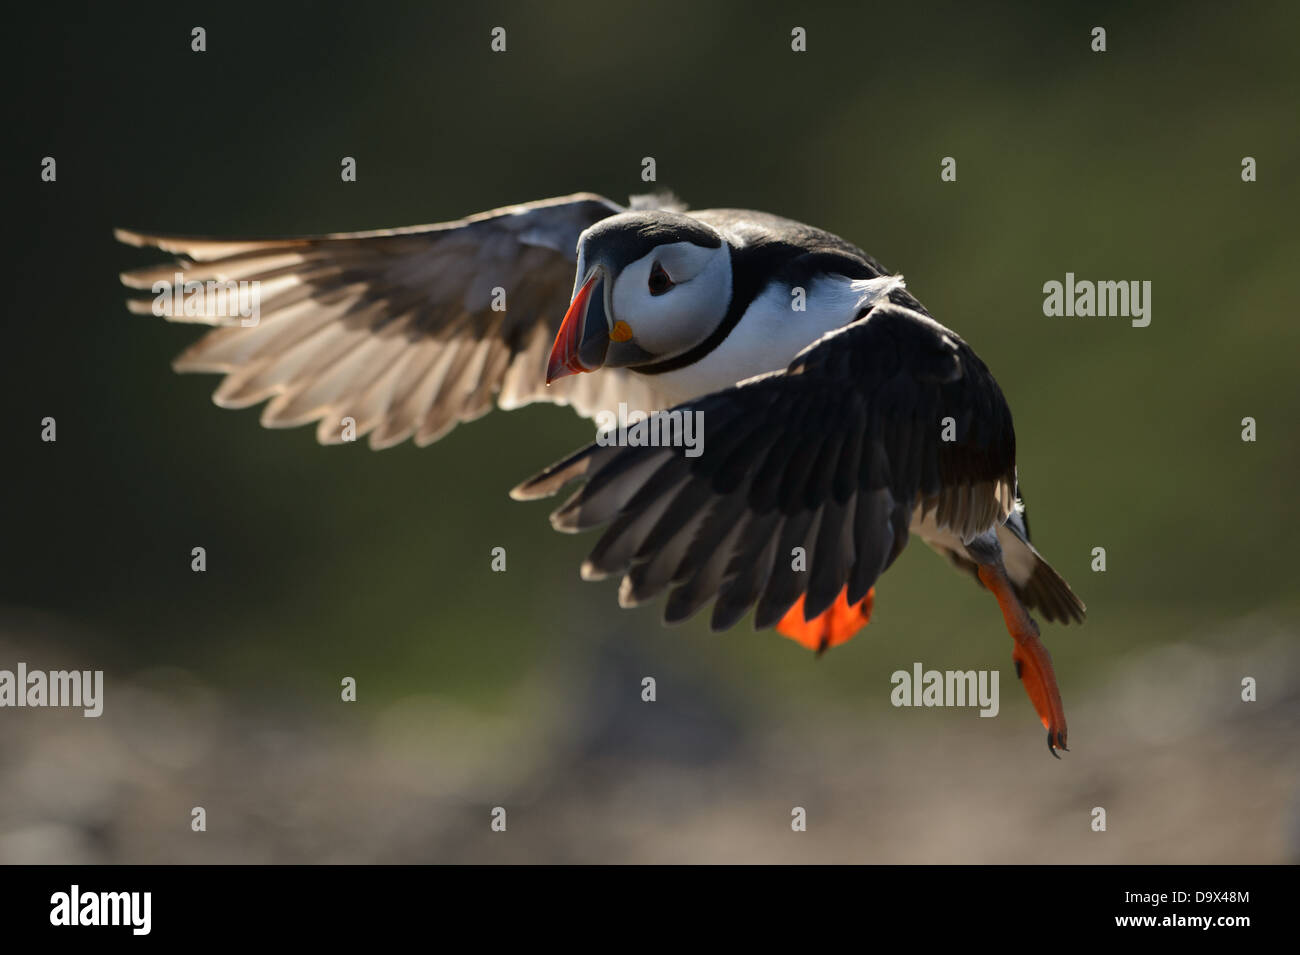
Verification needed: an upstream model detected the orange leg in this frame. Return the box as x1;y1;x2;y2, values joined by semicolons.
977;564;1069;757
777;586;875;655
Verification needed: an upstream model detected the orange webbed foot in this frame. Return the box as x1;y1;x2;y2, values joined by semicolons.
776;587;874;654
1012;635;1069;757
977;564;1069;757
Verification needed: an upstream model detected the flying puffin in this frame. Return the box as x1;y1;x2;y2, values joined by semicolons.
116;191;1085;755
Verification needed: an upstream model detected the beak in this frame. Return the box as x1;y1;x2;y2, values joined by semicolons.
547;269;611;383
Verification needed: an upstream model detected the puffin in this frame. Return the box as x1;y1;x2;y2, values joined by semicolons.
116;191;1085;755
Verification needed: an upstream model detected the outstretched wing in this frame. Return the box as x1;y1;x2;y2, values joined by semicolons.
512;302;1018;631
116;192;672;448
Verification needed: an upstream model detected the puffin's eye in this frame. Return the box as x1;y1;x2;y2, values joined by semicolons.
648;262;675;296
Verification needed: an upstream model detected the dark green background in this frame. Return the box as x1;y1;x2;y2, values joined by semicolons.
3;1;1296;862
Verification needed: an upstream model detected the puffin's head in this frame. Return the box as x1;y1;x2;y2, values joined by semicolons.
546;211;732;382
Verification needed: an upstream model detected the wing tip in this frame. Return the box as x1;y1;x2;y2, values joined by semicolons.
510;445;600;502
114;226;149;248
508;481;540;502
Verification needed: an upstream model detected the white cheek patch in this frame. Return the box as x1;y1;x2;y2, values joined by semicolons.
612;247;731;356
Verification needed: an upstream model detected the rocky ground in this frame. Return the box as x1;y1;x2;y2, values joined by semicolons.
0;616;1295;864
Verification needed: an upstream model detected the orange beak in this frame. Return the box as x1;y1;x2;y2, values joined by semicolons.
547;271;609;384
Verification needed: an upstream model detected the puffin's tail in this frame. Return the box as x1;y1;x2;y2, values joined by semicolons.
932;501;1086;625
995;508;1086;625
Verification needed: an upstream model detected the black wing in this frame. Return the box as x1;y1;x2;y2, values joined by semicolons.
512;302;1018;631
116;193;674;448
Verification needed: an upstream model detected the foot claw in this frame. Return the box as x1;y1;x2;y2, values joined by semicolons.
1047;729;1068;757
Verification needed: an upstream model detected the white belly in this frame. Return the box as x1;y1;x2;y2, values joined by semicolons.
643;274;903;404
910;503;1037;587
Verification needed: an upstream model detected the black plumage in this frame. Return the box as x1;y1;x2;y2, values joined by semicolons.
514;302;1019;631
